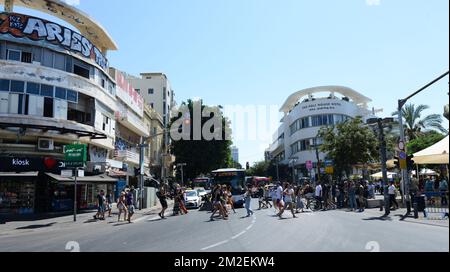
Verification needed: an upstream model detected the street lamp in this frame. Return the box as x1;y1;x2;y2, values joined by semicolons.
289;156;298;184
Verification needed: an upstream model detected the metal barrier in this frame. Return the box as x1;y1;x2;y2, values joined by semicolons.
422;192;449;220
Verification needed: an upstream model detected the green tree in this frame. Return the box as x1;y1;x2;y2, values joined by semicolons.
406;131;446;155
247;161;270;177
170;99;233;180
318;117;379;179
392;103;447;141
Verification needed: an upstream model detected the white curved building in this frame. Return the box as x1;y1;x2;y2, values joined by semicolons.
267;86;378;181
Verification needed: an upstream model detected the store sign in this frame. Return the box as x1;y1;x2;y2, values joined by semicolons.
64;144;87;163
89;146;107;163
0;157;41;172
114;70;144;118
0;12;108;70
61;170;73;178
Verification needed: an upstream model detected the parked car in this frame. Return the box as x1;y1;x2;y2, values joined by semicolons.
195;188;208;198
184;190;201;209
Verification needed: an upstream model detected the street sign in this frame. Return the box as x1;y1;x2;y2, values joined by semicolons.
306;161;313;171
64;144;87;163
77;169;85;178
399;151;407;160
398;141;405;151
61;170;73;178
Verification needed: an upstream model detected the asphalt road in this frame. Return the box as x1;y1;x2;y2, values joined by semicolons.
0;200;448;252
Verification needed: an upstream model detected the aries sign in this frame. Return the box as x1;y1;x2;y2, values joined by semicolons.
0;12;108;70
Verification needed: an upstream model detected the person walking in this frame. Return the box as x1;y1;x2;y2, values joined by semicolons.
357;182;365;212
93;190;106;220
244;186;254;217
278;183;296;218
105;192;113;217
263;185;273;209
388;181;399;210
322;183;329;211
157;185;169;219
275;182;284;211
117;191;128;222
315;182;323;210
226;185;237;214
348;181;357;212
210;184;227;221
126;187;135;223
295;185;304;213
439;176;448;206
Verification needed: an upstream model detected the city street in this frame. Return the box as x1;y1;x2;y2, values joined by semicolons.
0;200;448;252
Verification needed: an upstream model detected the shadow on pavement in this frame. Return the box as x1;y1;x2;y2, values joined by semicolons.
362;215;393;221
15;222;56;230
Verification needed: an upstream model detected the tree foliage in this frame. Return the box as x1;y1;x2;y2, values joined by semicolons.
392;103;447;140
406;131;446;155
170;99;233;180
318;117;379;178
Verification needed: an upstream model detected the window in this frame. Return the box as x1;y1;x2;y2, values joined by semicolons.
148;88;154;94
150;103;154;108
21;52;32;63
26;82;40;95
10;81;24;93
40;84;54;97
54;53;65;71
0;79;9;92
135;89;140;94
74;64;90;79
43;97;54;118
163;87;166;99
7;50;21;61
102;115;109;131
101;79;105;88
153;127;157;135
66;90;78;103
68;108;90;124
55;87;67;100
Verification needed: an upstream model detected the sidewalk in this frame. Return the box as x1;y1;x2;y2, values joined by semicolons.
0;200;174;236
361;207;449;228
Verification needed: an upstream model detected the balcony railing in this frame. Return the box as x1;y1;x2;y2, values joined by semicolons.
114;149;139;164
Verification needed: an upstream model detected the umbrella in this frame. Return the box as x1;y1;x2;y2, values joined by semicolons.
371;171;397;179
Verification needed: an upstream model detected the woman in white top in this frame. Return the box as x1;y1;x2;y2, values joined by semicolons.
277;183;297;219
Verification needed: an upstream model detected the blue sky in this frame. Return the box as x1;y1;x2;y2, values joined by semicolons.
6;0;449;166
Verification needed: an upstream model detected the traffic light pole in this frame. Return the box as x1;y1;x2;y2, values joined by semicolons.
397;71;449;215
377;119;391;215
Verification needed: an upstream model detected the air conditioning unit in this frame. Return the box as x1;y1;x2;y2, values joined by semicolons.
38;138;54;151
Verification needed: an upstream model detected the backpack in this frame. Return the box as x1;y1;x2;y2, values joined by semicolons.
156;191;161;199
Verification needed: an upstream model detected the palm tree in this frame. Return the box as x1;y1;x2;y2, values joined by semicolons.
392;103;447;141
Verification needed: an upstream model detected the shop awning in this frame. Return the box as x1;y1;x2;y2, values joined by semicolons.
371;171;398;179
46;173;117;183
0;172;39;177
413;136;449;165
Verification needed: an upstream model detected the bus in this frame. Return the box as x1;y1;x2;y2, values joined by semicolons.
192;177;211;189
211;168;246;207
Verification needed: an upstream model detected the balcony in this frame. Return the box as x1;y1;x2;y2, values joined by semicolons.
114;149;139;165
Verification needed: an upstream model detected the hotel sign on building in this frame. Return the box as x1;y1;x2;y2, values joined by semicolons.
0;12;109;70
302;102;343;112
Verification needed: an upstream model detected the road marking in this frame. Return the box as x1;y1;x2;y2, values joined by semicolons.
246;224;253;231
201;240;230;251
231;231;246;240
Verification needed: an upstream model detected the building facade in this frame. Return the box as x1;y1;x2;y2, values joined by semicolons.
231;146;239;165
0;0;120;215
267;86;378;181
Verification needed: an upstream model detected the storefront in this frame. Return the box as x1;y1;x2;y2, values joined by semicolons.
0;172;38;215
46;173;117;212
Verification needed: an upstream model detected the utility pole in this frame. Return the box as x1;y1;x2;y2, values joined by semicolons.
74;167;78;222
138;137;149;211
314;137;321;182
177;163;187;186
377;119;391;215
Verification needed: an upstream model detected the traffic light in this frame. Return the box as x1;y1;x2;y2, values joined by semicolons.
407;155;415;171
394;156;400;169
246;162;250;170
134;167;140;177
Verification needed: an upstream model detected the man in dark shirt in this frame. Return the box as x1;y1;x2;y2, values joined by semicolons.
93;190;105;220
126;187;135;223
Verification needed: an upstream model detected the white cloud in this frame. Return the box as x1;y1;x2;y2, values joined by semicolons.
366;0;381;6
62;0;80;6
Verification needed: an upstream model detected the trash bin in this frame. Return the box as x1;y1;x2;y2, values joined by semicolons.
416;195;426;212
